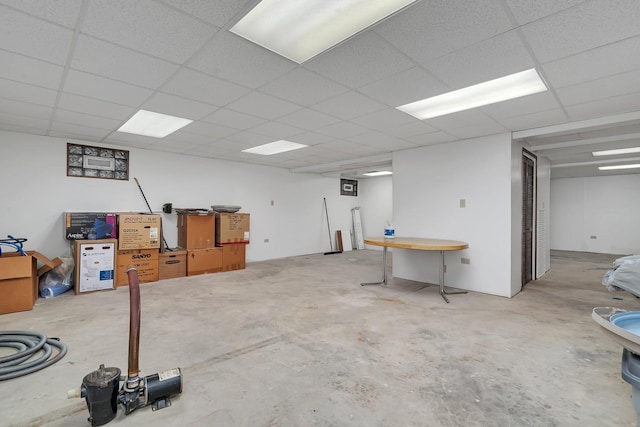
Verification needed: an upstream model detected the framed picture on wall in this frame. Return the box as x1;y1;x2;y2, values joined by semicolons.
67;143;129;180
340;178;358;196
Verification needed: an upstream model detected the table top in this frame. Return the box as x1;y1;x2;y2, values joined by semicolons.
364;237;468;251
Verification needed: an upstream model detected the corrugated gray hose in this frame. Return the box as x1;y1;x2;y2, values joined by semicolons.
0;331;67;381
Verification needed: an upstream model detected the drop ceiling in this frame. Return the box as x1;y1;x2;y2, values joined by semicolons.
0;0;639;179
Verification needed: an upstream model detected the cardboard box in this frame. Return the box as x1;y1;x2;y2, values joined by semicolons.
0;251;60;314
177;213;215;249
221;244;246;271
64;212;117;240
118;213;161;250
159;249;187;280
187;248;222;276
115;249;159;287
215;213;250;245
74;240;116;294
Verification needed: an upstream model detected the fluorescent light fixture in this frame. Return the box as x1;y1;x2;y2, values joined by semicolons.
593;146;640;156
230;0;419;63
117;110;193;138
242;140;308;155
598;164;640;171
363;171;393;176
397;68;548;120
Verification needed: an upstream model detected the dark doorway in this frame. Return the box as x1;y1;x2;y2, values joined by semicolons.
522;150;536;288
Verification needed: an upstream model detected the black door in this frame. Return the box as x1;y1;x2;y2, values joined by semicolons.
522;154;535;288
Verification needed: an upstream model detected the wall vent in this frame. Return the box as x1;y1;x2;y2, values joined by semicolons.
83;155;115;171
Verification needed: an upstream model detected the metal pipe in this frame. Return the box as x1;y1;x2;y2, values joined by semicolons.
126;267;141;378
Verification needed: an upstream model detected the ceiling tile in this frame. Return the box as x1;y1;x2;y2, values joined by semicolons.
103;131;159;148
226;92;301;120
147;138;203;154
0;5;73;64
157;0;250;27
0;78;58;107
316;121;369;139
260;68;348;106
348;132;416;151
189;31;296;88
278;109;341;131
445;121;509;139
542;36;640;88
0;98;53;120
556;70;640;107
565;91;640;122
382;120;440;139
481;92;563;120
201;108;266;130
0;0;83;28
305;31;414;88
142;92;217;120
311;91;386;120
504;0;586;25
374;0;513;63
63;70;153;106
179;121;238;139
358;67;448;107
163;68;250;106
318;141;376;156
405;131;458;146
287;131;334;146
521;0;640;63
351;108;415;132
83;0;217;63
494;108;569;131
425;31;536;88
0;50;64;89
163;130;220;145
0;111;50;131
57;93;136;121
54;109;123;130
71;35;180;89
248;121;303;139
226;130;274;147
49;121;112;139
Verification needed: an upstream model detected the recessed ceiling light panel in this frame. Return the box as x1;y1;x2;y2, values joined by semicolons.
363;171;393;176
242;140;308;155
230;0;419;63
593;147;640;156
117;110;193;138
598;164;640;170
397;68;548;120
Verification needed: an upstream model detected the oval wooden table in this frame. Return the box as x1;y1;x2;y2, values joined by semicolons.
362;237;469;303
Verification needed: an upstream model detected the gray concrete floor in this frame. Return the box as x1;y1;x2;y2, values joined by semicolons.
1;249;639;426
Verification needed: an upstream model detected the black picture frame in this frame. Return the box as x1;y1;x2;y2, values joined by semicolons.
340;179;358;196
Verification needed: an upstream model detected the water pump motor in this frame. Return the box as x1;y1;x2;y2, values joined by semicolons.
69;267;183;426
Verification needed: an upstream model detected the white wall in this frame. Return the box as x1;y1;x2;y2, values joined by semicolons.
551;175;640;255
0;131;362;261
358;175;392;250
392;133;516;297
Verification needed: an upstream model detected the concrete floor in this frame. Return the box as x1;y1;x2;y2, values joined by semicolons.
1;249;639;426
